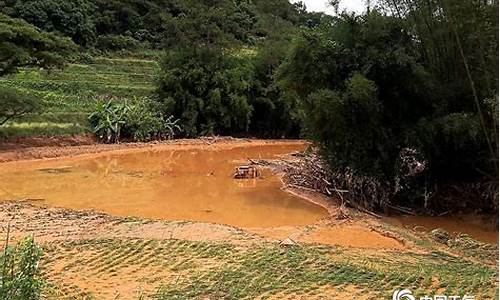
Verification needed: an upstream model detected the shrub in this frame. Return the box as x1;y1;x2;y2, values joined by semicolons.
96;35;141;51
89;98;180;143
0;86;40;125
88;99;128;143
0;236;44;300
122;99;181;141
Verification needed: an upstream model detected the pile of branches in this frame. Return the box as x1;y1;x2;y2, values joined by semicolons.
256;149;498;216
253;152;391;213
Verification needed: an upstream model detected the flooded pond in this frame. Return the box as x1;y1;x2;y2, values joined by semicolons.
0;142;330;227
0;141;497;244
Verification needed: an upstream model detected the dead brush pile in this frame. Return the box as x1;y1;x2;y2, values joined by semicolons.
253;152;391;213
255;149;498;217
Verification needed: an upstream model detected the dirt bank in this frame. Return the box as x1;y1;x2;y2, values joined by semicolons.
0;201;407;299
0;135;304;163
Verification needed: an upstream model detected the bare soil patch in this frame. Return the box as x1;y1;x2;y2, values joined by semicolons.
0;201;406;298
0;202;261;245
0;135;302;163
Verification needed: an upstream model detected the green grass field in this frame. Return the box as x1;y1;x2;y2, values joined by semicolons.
0;57;159;138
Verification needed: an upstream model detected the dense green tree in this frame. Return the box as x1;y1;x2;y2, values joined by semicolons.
1;0;320;50
380;0;499;179
157;47;254;136
0;13;75;75
279;5;498;210
280;13;433;177
0;86;40;125
0;13;74;133
2;0;96;45
247;39;301;137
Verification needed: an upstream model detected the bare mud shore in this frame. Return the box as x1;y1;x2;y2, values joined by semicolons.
0;135;304;163
0;200;496;299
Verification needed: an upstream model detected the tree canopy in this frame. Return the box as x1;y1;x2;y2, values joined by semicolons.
0;13;76;75
279;1;498;210
1;0;324;50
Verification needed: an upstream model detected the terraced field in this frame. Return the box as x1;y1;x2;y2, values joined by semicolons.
0;58;159;137
42;238;498;299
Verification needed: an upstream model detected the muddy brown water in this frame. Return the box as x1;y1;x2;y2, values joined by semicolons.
0;142;331;228
0;141;497;245
387;215;499;244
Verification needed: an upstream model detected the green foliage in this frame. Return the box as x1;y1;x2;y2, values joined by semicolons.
89;98;180;143
0;86;39;125
157;33;303;138
96;35;141;51
0;13;76;75
157;48;253;136
88;99;128;143
248;39;302;137
382;0;499;181
280;13;431;180
306;75;391;178
416;113;488;180
122;99;181;141
279;5;498;210
0;236;44;300
3;0;97;46
2;0;322;51
0;122;87;138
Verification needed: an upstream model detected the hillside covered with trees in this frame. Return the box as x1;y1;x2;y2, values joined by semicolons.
0;0;498;214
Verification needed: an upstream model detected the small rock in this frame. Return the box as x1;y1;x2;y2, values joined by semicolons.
280;238;297;246
430;228;451;244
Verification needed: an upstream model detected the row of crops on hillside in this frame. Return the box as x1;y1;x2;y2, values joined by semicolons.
0;58;159;137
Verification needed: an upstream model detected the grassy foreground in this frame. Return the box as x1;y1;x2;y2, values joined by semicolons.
41;237;497;299
0;200;497;299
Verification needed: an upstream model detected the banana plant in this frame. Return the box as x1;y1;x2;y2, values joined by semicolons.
164;115;182;139
89;100;130;143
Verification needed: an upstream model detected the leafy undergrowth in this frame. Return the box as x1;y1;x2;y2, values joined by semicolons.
39;237;498;299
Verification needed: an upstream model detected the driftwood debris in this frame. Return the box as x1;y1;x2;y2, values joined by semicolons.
250;152;390;217
388;204;416;216
234;166;259;179
279;238;298;247
258;154;336;196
